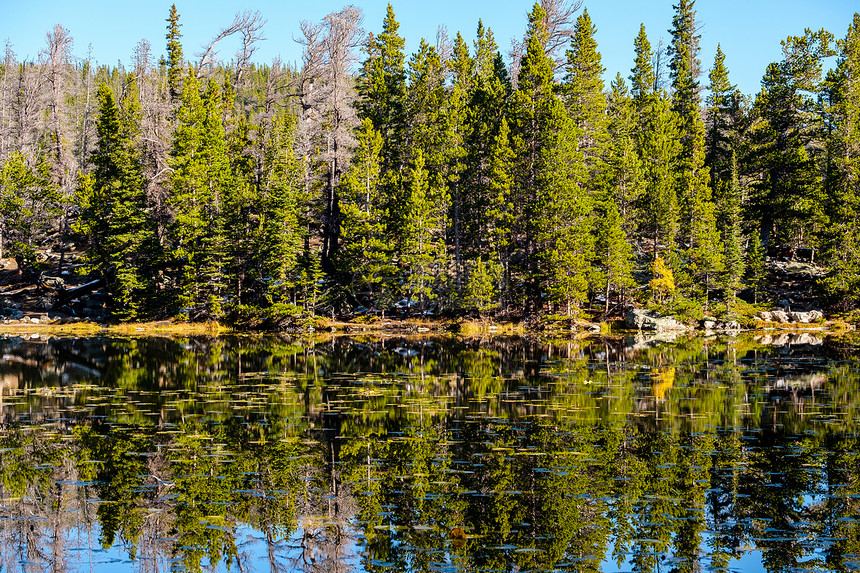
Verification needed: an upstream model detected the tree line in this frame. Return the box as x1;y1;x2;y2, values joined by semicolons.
1;0;859;323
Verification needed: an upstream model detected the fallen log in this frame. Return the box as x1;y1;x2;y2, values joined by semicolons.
53;279;104;306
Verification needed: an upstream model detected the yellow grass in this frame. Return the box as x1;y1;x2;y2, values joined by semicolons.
0;320;230;338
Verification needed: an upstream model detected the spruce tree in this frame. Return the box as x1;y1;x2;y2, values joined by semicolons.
720;153;745;313
630;24;656;109
705;45;743;199
605;74;645;236
821;14;860;306
74;81;155;320
337;118;396;312
748;29;833;247
168;74;234;320
563;8;607;175
165;4;184;104
356;3;407;235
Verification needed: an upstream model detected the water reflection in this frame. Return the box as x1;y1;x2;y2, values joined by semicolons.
1;333;860;572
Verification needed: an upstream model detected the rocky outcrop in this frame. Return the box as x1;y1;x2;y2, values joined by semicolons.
701;318;741;331
626;309;690;332
757;310;824;324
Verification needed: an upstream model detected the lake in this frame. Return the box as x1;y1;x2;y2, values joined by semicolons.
1;332;858;572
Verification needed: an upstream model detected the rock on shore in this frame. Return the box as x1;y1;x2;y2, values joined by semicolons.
626;309;690;332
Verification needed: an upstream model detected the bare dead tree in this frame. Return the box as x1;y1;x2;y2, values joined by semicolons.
133;38;174;246
234;13;267;88
295;6;365;270
40;24;75;190
435;26;453;64
508;0;583;85
0;41;17;162
196;10;266;81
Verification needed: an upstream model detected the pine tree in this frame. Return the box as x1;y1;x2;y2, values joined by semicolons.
0;151;58;264
746;230;767;304
460;21;510;267
639;93;680;258
510;2;592;314
165;4;184;104
401;148;447;312
718;152;745;313
748;29;833;247
705;45;743;199
605;74;645;236
256;113;303;307
594;190;635;315
667;0;716;255
463;257;501;317
563;8;607;175
821;14;860;307
630;24;656;108
688;189;724;310
668;0;701;121
168;74;234;320
74;81;155;319
337;118;397;312
356;3;407;231
485;117;516;310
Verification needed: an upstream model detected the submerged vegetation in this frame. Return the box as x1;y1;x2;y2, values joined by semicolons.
1;2;860;328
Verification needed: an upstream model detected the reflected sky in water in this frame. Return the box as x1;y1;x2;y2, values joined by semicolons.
0;332;858;572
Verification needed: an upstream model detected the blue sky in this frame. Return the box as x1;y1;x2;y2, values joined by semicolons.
3;0;858;96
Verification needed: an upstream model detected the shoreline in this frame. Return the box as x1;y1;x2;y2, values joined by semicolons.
0;316;853;339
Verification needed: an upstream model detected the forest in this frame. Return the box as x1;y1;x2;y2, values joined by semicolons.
0;0;859;326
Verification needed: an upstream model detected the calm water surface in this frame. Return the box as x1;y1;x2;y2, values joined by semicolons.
1;332;859;572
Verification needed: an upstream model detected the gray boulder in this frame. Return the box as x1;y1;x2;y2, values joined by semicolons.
626;309;690;332
771;310;791;323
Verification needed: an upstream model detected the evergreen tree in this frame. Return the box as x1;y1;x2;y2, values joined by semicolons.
165;4;184;104
74;81;155;319
463;257;501;317
594;190;635;315
485;117;516;310
605;74;645;236
356;3;407;235
748;29;833;247
338;118;397;312
705;45;743;199
563;8;607;175
401;148;447;312
256;113;303;307
821;14;860;307
630;24;656;108
168;74;234;320
460;21;510;266
0;151;58;264
510;3;593;314
687;188;724;310
746;230;767;304
667;0;715;252
449;32;473;295
638;93;680;258
720;152;745;313
668;0;701;121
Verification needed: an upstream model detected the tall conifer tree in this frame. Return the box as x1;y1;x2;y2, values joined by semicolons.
821;14;860;305
75;81;155;319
